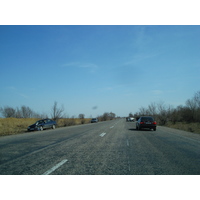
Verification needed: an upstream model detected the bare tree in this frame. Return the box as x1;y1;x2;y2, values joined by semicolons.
79;114;85;119
156;101;169;125
21;105;33;118
148;102;157;117
194;91;200;108
98;112;116;121
102;112;110;121
185;91;200;122
0;105;46;119
79;114;85;124
133;90;200;125
15;107;22;118
109;112;116;119
0;106;16;118
51;101;64;121
138;107;149;116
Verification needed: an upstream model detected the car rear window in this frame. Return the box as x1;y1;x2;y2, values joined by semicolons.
141;117;154;121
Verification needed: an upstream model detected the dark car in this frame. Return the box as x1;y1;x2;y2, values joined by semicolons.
27;119;57;131
136;116;157;131
91;118;98;123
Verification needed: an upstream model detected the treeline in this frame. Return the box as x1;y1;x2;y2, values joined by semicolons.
133;90;200;125
0;105;45;118
0;101;65;120
0;101;117;122
98;112;116;121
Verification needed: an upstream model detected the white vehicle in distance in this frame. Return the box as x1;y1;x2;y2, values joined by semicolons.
91;118;98;123
126;117;135;122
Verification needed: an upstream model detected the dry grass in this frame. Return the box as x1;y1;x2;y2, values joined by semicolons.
165;122;200;134
0;118;39;136
0;118;92;137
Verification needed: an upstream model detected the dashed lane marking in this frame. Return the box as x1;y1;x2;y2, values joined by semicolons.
126;139;129;146
99;133;106;137
42;159;68;175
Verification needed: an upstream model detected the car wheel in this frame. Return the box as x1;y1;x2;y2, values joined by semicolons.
39;126;43;131
154;128;156;131
52;125;56;129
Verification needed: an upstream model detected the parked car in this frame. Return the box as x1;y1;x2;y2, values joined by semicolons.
91;118;98;123
136;116;157;131
27;119;57;131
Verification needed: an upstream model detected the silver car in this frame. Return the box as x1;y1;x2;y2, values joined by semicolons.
91;118;98;123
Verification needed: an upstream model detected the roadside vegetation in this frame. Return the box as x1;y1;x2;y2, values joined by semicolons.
4;91;200;136
165;122;200;134
0;118;91;136
0;118;38;136
0;101;117;136
133;90;200;134
0;115;117;137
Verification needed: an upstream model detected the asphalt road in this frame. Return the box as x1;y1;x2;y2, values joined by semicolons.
0;119;200;175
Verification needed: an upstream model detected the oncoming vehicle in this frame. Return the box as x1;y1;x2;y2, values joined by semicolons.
27;119;57;131
136;116;157;131
91;118;98;123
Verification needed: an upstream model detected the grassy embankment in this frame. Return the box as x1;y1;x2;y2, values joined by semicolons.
0;118;92;137
165;122;200;134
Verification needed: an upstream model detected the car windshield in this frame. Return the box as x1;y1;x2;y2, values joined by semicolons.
36;120;44;125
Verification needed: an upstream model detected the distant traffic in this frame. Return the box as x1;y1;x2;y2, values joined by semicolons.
126;117;135;122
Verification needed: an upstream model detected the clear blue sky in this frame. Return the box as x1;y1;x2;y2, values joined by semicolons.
0;25;200;118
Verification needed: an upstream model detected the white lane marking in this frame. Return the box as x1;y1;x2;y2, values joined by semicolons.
110;126;114;129
126;139;129;146
99;133;106;137
42;159;68;175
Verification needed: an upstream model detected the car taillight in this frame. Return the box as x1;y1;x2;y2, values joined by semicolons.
140;122;144;124
153;121;157;125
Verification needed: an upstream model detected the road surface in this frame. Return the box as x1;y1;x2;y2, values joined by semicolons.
0;119;200;175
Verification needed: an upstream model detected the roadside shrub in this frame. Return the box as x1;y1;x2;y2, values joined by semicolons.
166;122;200;134
57;118;91;127
81;119;85;124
